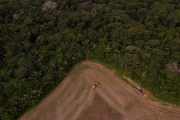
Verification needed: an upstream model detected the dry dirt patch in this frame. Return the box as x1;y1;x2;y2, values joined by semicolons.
19;61;180;120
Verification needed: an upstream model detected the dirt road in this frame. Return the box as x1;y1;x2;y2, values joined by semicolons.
19;61;180;120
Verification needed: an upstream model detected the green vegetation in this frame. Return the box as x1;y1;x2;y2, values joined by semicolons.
0;0;180;119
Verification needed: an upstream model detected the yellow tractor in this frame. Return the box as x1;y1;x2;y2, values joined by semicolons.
92;81;101;89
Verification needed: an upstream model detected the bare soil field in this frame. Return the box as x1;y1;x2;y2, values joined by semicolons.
19;61;180;120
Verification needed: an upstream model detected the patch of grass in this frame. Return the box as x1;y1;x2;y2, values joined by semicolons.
89;59;129;75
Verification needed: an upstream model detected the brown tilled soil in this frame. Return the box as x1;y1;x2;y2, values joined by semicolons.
19;61;180;120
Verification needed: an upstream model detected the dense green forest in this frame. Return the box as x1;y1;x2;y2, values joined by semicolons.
0;0;180;119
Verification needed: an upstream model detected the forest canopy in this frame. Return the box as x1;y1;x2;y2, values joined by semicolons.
0;0;180;119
